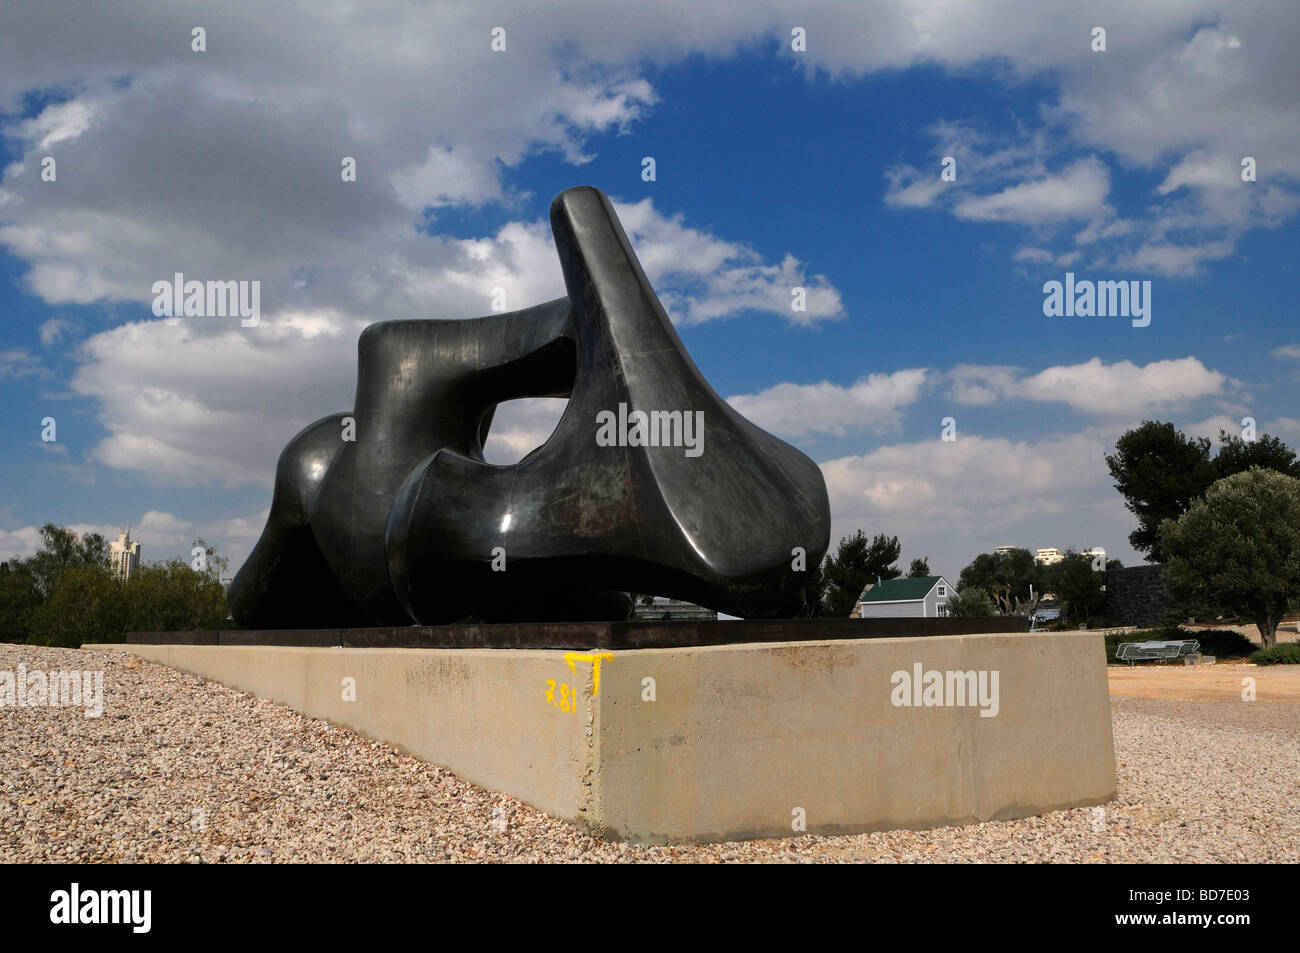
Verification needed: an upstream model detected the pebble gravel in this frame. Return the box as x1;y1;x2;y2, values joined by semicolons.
2;644;1296;863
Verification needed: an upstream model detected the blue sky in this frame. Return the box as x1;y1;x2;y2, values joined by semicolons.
2;2;1298;583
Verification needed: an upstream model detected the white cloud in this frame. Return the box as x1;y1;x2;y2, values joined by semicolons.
882;168;949;209
137;511;194;534
726;369;930;437
1271;344;1300;360
69;313;365;487
1018;358;1228;415
820;429;1143;576
1130;240;1235;277
879;10;1300;275
948;365;1020;406
614;200;844;326
1183;414;1242;444
0;348;44;380
1263;416;1300;448
947;357;1230;416
482;398;569;464
953;159;1112;225
1013;247;1054;264
38;317;73;347
391;145;511;210
0;526;43;562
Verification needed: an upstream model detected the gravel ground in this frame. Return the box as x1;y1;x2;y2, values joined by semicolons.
2;643;1297;863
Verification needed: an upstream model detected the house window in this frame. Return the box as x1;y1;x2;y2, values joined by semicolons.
936;585;946;597
936;604;948;617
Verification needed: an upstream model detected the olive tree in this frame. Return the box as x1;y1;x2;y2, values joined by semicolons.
1159;467;1300;649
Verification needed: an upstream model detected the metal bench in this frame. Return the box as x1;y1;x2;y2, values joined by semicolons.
1115;639;1200;664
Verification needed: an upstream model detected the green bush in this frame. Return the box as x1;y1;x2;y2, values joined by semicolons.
1102;626;1259;663
1250;644;1300;665
1103;627;1166;663
26;564;129;647
126;559;227;632
1183;628;1257;658
944;587;997;617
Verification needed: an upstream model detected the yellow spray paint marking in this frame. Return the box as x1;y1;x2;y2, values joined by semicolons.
564;652;615;697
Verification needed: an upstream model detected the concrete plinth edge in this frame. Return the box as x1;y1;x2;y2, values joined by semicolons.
86;631;1116;844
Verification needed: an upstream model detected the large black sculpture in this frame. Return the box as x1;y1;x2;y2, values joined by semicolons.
229;187;830;626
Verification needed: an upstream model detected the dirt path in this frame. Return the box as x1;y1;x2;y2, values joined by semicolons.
1108;662;1300;702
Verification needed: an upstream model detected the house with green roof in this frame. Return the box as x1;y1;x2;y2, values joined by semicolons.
853;575;953;618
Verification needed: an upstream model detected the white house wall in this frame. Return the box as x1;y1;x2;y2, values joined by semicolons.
859;601;925;618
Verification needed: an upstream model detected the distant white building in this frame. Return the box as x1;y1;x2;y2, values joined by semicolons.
994;545;1017;555
855;576;953;618
109;529;141;584
1035;547;1065;565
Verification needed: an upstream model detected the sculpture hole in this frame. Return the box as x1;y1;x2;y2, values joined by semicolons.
481;397;569;465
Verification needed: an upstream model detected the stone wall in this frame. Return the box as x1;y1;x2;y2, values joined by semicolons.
1105;564;1180;627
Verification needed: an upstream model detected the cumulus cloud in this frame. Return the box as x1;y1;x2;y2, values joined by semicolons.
820;429;1139;575
879;10;1300;276
37;317;73;347
68;312;365;487
482;398;569;464
726;369;930;437
953;159;1112;225
947;357;1231;416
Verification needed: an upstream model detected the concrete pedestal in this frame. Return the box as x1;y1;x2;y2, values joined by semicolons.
88;630;1115;843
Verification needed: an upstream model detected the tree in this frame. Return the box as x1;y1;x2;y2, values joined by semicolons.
906;557;931;578
24;523;110;597
1159;467;1300;649
1048;551;1107;624
944;587;996;617
1105;421;1216;562
818;531;902;618
26;563;129;648
126;559;228;633
0;561;40;643
189;536;230;583
957;548;1050;616
1106;421;1300;562
1214;429;1300;480
6;525;233;644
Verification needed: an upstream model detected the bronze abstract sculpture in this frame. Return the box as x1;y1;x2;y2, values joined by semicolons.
229;187;830;626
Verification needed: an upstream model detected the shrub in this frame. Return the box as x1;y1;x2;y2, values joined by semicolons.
1183;628;1257;658
1103;627;1166;663
1103;626;1259;663
944;587;997;617
26;564;129;647
1250;644;1300;665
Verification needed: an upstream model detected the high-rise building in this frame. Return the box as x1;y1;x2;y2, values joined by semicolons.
109;528;141;584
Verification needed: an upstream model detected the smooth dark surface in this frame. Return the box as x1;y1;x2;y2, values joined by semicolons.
229;186;831;629
129;617;1030;651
